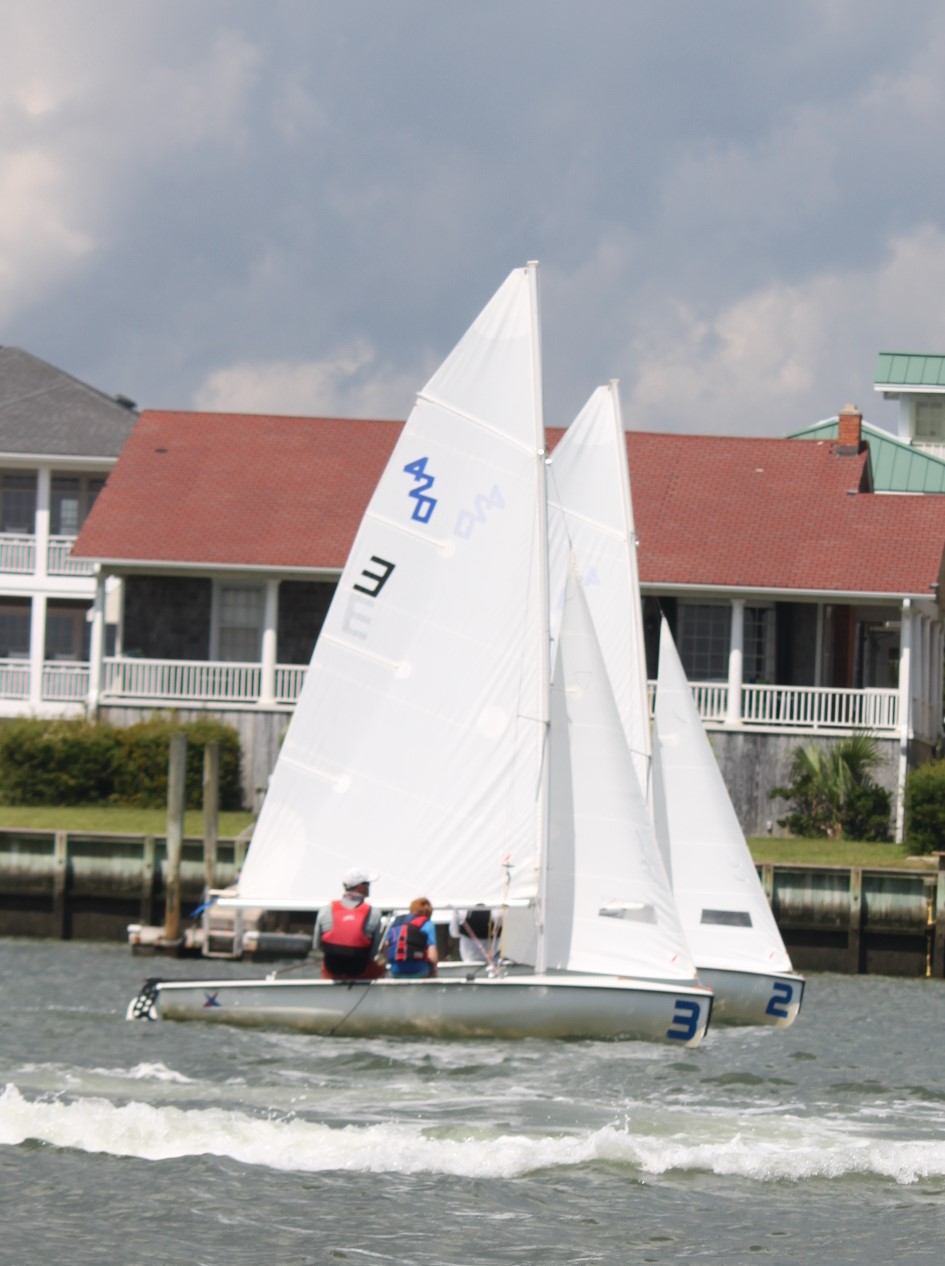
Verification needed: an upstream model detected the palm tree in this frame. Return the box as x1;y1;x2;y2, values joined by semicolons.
774;735;887;839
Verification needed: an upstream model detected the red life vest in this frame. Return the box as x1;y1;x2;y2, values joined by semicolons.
321;899;373;949
320;899;375;976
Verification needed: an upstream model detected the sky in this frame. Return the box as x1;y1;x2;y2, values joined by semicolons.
3;1;945;437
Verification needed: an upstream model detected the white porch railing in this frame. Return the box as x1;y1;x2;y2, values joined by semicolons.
103;657;263;703
275;664;308;703
740;683;899;733
47;535;95;576
0;659;30;698
0;534;35;573
43;662;90;701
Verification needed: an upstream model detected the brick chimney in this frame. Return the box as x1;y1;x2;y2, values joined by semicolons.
836;403;863;452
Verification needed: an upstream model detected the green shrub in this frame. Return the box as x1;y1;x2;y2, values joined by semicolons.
0;716;244;810
904;760;945;855
0;718;120;805
770;735;891;841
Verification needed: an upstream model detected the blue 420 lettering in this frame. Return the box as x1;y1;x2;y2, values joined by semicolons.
666;998;702;1042
765;980;794;1019
403;457;437;523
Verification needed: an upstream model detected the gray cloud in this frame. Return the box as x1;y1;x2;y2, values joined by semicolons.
3;1;945;436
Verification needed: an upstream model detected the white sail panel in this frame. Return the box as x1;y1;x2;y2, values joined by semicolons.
652;617;794;974
234;267;546;911
547;383;650;792
543;569;697;982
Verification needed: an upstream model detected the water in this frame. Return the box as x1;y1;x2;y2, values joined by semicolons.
3;940;945;1265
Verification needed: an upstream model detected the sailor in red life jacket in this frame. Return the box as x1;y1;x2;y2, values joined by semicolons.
314;868;386;980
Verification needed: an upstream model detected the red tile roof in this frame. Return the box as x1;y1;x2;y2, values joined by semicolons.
73;410;945;598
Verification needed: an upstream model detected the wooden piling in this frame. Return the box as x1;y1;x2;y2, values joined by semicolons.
164;731;187;944
203;742;220;893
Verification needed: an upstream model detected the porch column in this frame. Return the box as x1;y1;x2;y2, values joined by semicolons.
259;578;279;707
725;597;744;726
35;467;51;581
895;599;913;843
87;568;106;718
29;593;47;708
921;615;932;741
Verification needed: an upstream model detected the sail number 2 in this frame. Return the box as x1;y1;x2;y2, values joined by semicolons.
666;999;703;1042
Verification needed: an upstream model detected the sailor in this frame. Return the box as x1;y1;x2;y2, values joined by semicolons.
449;905;502;963
386;897;439;978
314;868;386;980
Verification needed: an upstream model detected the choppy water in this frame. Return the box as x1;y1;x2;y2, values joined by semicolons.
3;940;945;1264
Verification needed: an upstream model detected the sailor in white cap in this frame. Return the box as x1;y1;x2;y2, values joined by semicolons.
313;867;385;979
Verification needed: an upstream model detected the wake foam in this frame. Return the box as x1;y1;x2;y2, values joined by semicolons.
3;1083;944;1184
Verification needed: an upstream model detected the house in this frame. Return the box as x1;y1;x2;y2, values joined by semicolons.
0;348;137;715
71;404;945;839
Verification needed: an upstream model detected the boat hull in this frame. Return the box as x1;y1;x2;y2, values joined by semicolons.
130;974;713;1045
696;967;804;1028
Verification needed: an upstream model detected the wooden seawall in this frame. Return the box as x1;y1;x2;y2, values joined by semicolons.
2;827;945;977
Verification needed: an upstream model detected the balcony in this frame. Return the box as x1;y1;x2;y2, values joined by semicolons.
101;657;306;707
0;532;96;577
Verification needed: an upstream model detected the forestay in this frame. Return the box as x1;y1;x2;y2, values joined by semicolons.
651;617;794;975
229;265;548;912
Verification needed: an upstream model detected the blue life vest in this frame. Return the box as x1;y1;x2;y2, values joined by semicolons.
387;914;429;964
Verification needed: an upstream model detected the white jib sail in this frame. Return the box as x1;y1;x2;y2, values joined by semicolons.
231;265;548;912
547;382;650;795
542;565;698;982
651;617;794;974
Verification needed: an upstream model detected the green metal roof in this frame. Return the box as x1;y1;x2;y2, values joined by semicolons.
789;418;945;493
874;352;945;390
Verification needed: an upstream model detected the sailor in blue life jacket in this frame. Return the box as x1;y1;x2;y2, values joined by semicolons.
314;868;386;980
449;905;502;963
386;897;439;978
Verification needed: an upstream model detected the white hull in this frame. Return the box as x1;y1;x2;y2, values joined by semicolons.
130;973;713;1045
696;967;804;1028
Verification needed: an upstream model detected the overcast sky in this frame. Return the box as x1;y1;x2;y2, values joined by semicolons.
4;1;945;437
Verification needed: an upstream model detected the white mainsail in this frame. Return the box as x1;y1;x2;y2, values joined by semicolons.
547;382;650;794
651;617;794;975
231;265;548;912
543;566;698;982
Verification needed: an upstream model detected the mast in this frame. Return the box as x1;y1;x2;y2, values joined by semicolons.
529;260;552;976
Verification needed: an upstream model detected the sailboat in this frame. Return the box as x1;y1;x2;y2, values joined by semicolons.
127;264;712;1044
651;620;804;1027
547;381;803;1027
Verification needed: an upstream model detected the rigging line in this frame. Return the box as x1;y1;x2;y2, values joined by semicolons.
418;389;544;457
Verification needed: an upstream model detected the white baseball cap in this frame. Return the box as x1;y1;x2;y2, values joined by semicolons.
342;867;378;890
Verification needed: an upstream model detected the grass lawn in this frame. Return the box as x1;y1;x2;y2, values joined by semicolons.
748;837;935;869
0;803;255;838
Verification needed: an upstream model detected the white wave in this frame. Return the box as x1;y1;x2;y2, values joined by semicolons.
95;1062;195;1085
3;1083;945;1184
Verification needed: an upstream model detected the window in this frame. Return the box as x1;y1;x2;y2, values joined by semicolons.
0;603;30;658
744;606;774;683
678;604;730;680
678;602;773;682
51;473;108;536
1;474;37;533
45;606;89;661
915;399;945;441
219;586;262;662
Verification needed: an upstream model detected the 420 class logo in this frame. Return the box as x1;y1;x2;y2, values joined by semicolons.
403;457;437;523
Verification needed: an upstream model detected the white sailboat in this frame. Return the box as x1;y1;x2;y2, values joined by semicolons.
651;619;804;1027
547;381;803;1027
127;264;712;1044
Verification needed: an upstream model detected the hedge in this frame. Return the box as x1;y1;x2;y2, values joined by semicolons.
904;760;945;856
0;716;244;810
